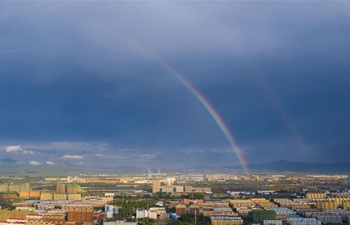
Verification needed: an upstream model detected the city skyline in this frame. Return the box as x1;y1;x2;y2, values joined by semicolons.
0;2;350;169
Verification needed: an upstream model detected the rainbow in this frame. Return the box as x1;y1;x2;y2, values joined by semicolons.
158;60;249;175
119;38;249;174
248;66;300;144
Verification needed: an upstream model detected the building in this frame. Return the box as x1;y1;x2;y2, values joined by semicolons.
0;191;18;199
56;183;66;194
307;192;326;200
26;213;43;221
40;193;53;201
0;184;9;192
0;210;31;220
42;211;66;223
211;216;243;225
67;206;93;222
160;186;173;193
9;183;31;192
152;179;166;194
174;186;184;193
149;207;166;215
189;205;200;215
136;210;157;219
105;205;118;218
184;186;193;192
68;194;82;201
53;194;67;201
263;220;283;225
175;205;186;215
66;183;81;194
104;221;137;225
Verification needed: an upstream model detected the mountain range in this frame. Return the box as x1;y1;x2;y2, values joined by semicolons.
221;160;350;173
0;158;349;174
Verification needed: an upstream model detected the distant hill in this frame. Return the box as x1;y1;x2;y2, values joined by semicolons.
223;160;350;173
187;165;217;171
0;158;17;164
96;165;143;172
0;158;349;174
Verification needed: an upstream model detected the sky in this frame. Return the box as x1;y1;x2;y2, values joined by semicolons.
0;2;350;170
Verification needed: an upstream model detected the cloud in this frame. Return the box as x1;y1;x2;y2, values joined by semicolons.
118;149;131;152
138;152;159;160
4;145;34;154
45;161;55;165
63;155;84;159
211;149;232;153
180;148;237;154
76;161;84;165
24;142;109;152
5;145;21;153
29;161;41;165
181;149;206;154
0;2;349;167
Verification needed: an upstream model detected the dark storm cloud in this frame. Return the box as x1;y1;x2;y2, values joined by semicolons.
0;2;350;167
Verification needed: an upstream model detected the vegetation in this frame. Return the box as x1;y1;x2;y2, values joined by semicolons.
154;192;171;199
111;198;157;220
137;218;156;225
167;214;211;225
0;199;15;209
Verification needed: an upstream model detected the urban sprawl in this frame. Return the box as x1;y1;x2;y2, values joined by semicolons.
0;173;350;225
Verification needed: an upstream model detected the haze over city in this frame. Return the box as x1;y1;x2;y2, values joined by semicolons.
1;2;350;170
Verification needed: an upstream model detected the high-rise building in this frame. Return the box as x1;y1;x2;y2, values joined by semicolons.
40;193;53;201
67;206;93;222
56;183;66;194
185;186;193;192
53;193;67;200
203;174;208;182
174;185;184;192
105;205;117;218
0;184;9;192
67;183;81;194
189;205;200;215
152;179;166;194
175;205;186;215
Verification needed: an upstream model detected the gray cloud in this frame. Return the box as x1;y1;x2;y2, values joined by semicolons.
0;2;349;167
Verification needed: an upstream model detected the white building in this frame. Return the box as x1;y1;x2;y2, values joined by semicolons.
105;205;118;218
174;186;184;193
161;186;173;193
136;210;157;219
263;220;283;225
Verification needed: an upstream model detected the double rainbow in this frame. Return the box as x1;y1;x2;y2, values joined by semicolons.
117;37;249;174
